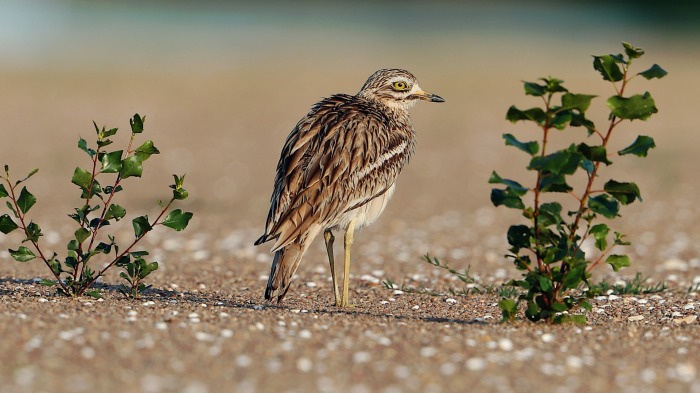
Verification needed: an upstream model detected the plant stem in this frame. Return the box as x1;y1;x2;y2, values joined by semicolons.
3;178;69;294
78;197;175;295
533;95;553;272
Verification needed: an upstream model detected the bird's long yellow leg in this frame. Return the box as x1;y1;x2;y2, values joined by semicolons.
341;218;356;307
323;229;341;307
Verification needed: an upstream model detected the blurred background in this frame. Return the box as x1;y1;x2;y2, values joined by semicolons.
1;0;699;283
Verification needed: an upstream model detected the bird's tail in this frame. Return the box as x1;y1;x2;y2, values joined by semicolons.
265;242;306;303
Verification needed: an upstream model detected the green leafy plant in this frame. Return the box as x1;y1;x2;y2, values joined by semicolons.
0;114;193;298
384;254;520;298
588;272;667;296
491;43;666;323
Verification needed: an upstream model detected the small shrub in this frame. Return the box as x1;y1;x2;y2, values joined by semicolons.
0;114;193;298
491;43;667;323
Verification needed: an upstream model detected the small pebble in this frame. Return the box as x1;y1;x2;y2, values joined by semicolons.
541;333;555;343
353;351;371;364
674;315;697;325
466;357;486;371
445;298;457;304
195;332;214;342
296;358;313;372
628;315;645;322
498;338;514;352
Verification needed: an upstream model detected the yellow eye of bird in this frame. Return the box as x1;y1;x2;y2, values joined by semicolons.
392;81;408;91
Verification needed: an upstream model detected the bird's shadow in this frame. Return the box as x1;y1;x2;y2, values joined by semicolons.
0;277;491;324
250;298;492;326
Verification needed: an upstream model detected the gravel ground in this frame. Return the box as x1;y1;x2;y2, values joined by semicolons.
2;3;700;393
1;270;699;393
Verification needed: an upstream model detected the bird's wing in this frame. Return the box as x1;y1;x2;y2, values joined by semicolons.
256;95;413;251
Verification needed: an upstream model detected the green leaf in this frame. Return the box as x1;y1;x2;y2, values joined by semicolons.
488;171;528;195
104;185;124;194
506;106;547;125
18;169;39;184
523;81;546;96
549;109;572;130
39;279;55;286
17;187;36;214
503;133;539;155
0;214;19;234
613;231;631;246
607;92;658;121
135;141;160;161
173;188;189;200
139;261;159;279
105;204;126;221
130;114;145;134
618;135;656;157
604;180;641;205
622;42;644;59
538;202;563;228
120;156;143;179
10;246;36;262
498;298;519;322
593;54;624;82
95;242;112;254
71;167;93;190
24;221;42;243
0;184;7;198
539;173;573;193
102;127;119;138
589;224;609;251
78;138;96;157
75;227;90;244
525;300;542;322
507;225;531;251
588;194;620;219
570;112;596;134
638;64;667;80
97;139;113;148
162;209;193;231
562;93;596;113
541;77;568;93
606;254;631;272
89;217;109;229
577;143;612;165
6;201;18;218
491;188;525;209
562;263;587;290
529;149;581;176
538;276;553;293
100;150;123;173
132;215;152;238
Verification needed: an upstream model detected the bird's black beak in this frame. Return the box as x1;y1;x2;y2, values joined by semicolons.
416;89;445;103
428;93;445;103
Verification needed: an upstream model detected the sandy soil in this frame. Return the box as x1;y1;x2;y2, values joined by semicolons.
2;3;700;392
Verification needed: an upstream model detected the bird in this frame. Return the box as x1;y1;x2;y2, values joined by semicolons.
254;68;444;306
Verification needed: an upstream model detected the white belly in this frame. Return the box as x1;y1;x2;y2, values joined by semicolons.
331;183;396;231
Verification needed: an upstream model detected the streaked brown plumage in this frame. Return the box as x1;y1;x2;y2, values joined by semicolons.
255;68;444;306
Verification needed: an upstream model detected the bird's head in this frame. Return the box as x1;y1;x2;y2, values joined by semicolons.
358;68;445;110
